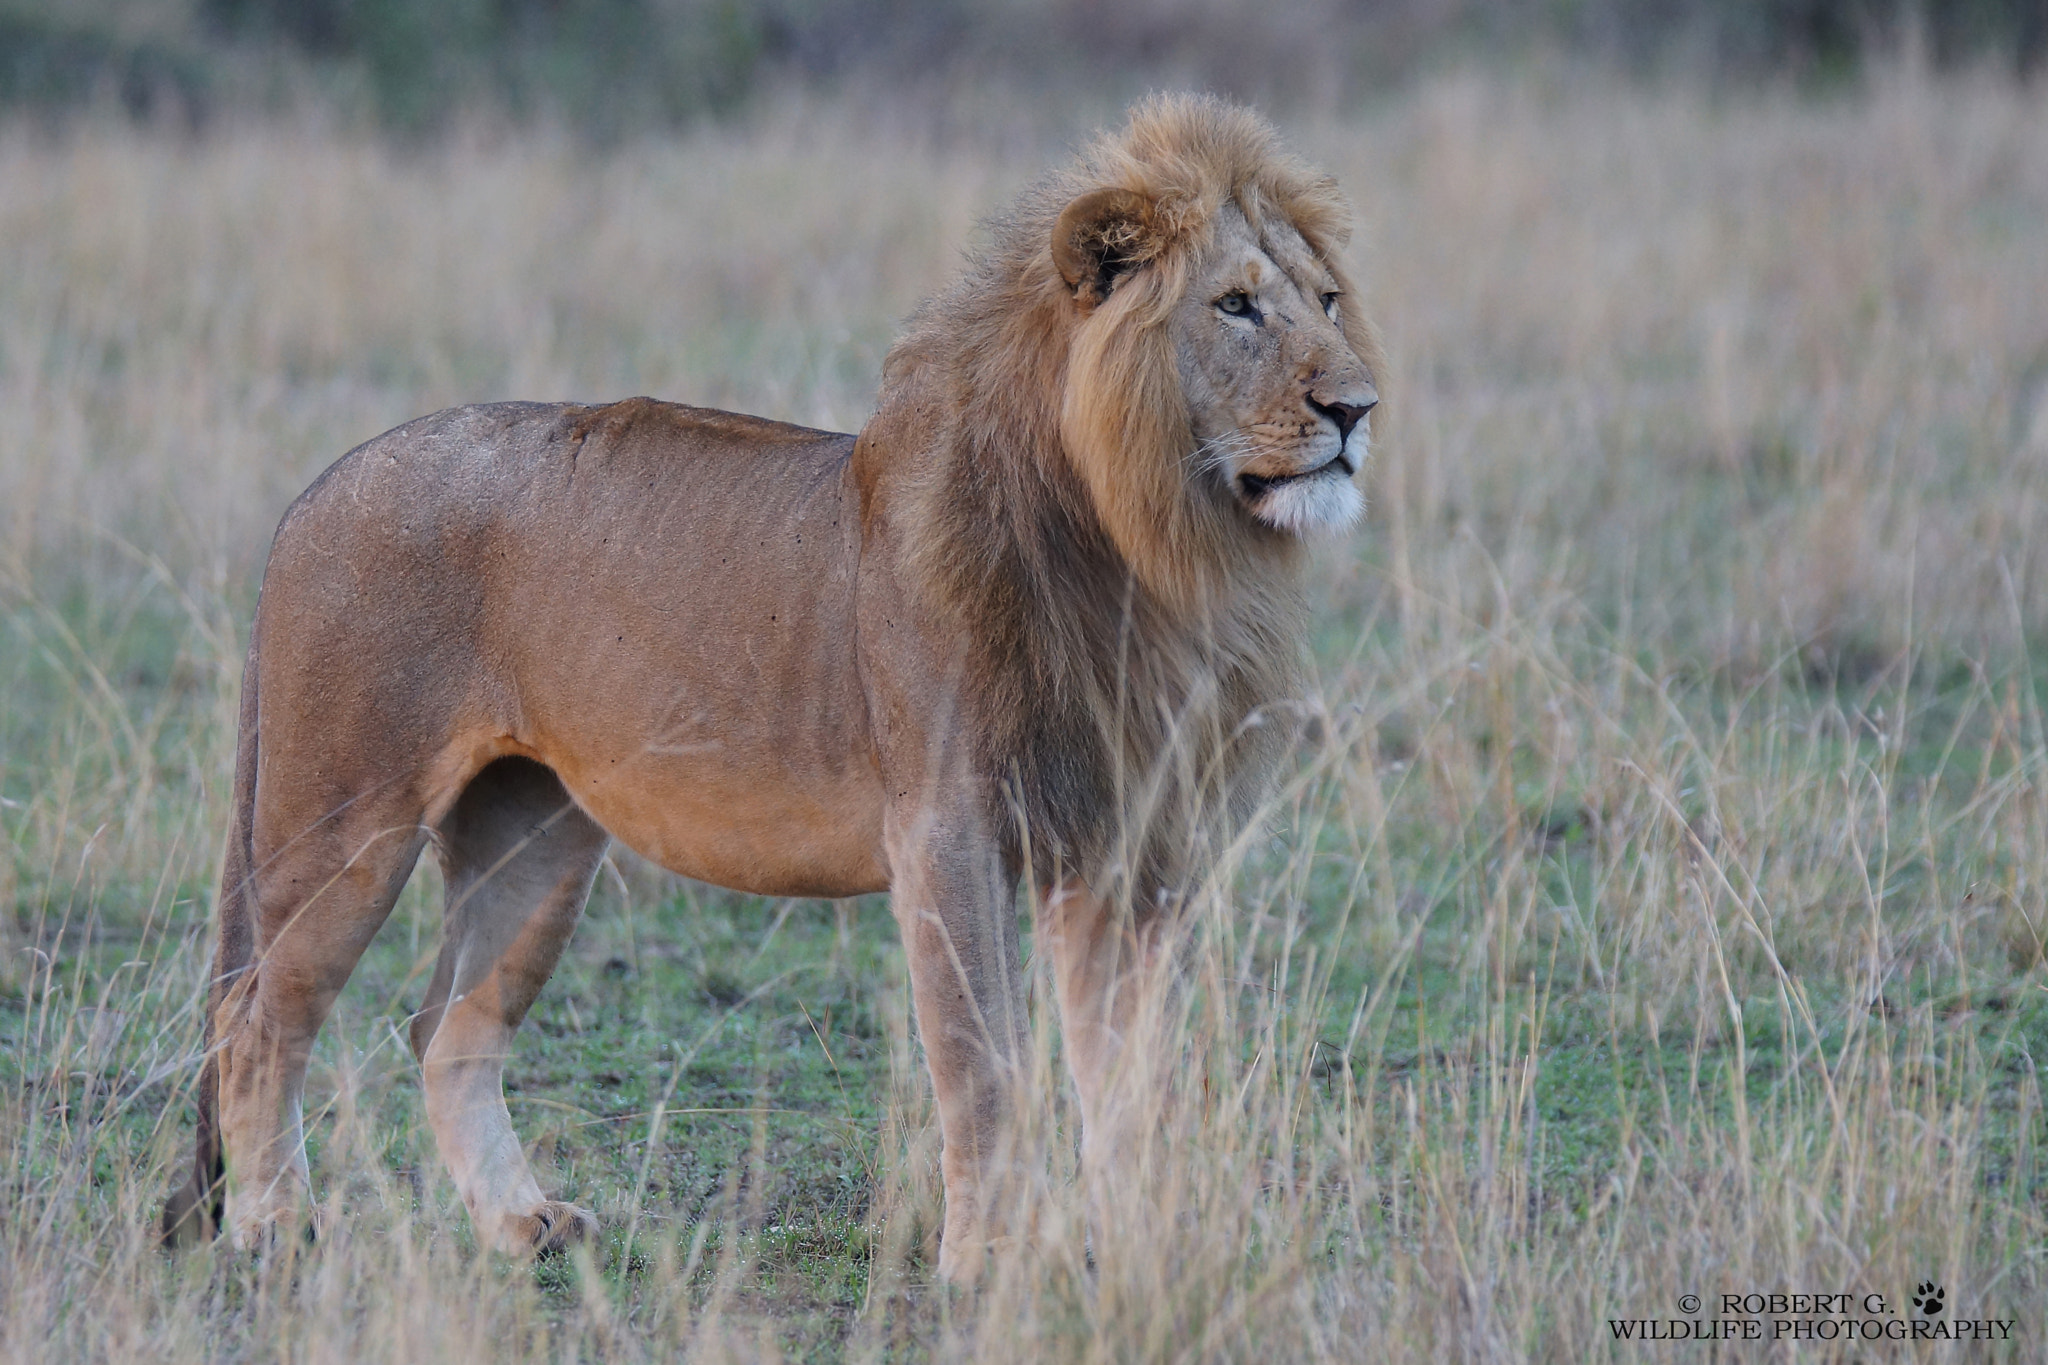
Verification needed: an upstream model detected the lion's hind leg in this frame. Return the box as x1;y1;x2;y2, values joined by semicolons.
411;757;608;1255
215;783;431;1252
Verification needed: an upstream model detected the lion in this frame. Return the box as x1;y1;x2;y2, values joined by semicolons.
161;93;1382;1282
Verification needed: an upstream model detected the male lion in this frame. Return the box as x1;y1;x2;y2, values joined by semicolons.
163;93;1381;1281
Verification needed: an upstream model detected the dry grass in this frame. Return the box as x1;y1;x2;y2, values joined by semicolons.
3;66;2047;1361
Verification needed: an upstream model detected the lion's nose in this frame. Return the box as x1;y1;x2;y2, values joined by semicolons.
1308;392;1378;443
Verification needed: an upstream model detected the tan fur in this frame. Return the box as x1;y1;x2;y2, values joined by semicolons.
162;94;1381;1281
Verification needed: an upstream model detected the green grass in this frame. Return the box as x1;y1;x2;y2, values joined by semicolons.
5;579;2044;1357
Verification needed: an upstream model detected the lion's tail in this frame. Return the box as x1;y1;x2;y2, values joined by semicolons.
161;624;262;1247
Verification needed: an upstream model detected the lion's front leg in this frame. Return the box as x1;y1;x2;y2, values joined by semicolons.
1039;878;1178;1177
887;813;1031;1283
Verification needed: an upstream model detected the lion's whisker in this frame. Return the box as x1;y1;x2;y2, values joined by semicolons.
1190;433;1255;483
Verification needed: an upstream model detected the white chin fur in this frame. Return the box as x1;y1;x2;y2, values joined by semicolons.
1251;469;1364;534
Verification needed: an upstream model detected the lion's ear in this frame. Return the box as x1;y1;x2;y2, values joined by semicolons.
1052;187;1155;309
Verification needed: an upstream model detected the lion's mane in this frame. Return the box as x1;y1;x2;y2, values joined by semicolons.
855;94;1384;898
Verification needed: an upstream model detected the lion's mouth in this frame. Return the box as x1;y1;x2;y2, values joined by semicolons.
1238;453;1354;502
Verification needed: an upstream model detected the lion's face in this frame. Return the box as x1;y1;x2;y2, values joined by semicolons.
1174;204;1378;536
1051;149;1381;595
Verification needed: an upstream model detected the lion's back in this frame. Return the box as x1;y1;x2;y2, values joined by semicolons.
277;398;850;544
254;397;862;712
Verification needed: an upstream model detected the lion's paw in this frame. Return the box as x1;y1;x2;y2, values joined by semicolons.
227;1206;321;1257
503;1200;599;1256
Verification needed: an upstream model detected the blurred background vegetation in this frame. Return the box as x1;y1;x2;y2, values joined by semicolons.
3;0;2042;137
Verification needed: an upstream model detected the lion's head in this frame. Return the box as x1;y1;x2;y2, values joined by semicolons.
873;95;1384;619
1044;95;1384;602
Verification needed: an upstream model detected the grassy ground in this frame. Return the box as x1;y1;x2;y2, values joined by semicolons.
4;67;2048;1361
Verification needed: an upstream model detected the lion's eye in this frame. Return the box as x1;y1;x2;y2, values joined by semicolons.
1216;291;1254;318
1321;292;1341;319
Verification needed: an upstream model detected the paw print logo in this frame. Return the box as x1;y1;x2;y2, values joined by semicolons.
1912;1283;1945;1316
